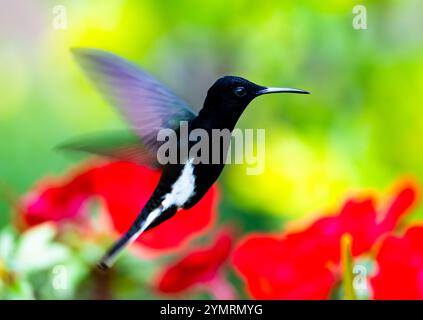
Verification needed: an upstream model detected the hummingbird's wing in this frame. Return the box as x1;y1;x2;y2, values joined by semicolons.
57;130;160;169
71;48;197;155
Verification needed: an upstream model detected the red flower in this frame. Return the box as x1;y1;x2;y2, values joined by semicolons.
157;229;235;299
232;234;336;299
21;165;97;226
19;161;219;252
232;182;418;299
371;226;423;299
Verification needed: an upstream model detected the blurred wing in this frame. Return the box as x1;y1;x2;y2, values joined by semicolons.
57;130;160;169
72;48;197;153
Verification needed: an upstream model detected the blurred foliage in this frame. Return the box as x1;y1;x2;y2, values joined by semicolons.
0;0;423;299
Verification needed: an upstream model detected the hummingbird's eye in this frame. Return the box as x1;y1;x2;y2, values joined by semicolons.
234;86;247;97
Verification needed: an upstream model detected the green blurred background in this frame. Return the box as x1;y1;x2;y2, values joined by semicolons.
1;0;423;232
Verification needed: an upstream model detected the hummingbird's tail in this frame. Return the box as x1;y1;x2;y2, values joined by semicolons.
97;205;164;270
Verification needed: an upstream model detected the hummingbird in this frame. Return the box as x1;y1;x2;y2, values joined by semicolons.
64;48;309;269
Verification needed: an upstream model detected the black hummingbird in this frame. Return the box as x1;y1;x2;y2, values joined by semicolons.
64;48;309;269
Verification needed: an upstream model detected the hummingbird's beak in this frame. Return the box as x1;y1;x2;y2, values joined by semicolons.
256;87;310;95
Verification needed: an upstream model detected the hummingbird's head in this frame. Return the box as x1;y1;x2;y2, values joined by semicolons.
203;76;309;118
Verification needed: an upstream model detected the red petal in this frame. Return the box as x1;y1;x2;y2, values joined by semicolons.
21;166;96;226
232;234;335;299
337;198;379;258
157;230;233;294
377;182;418;234
371;226;423;299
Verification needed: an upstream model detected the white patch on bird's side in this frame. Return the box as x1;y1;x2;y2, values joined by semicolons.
162;158;196;209
127;159;196;245
130;207;162;242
